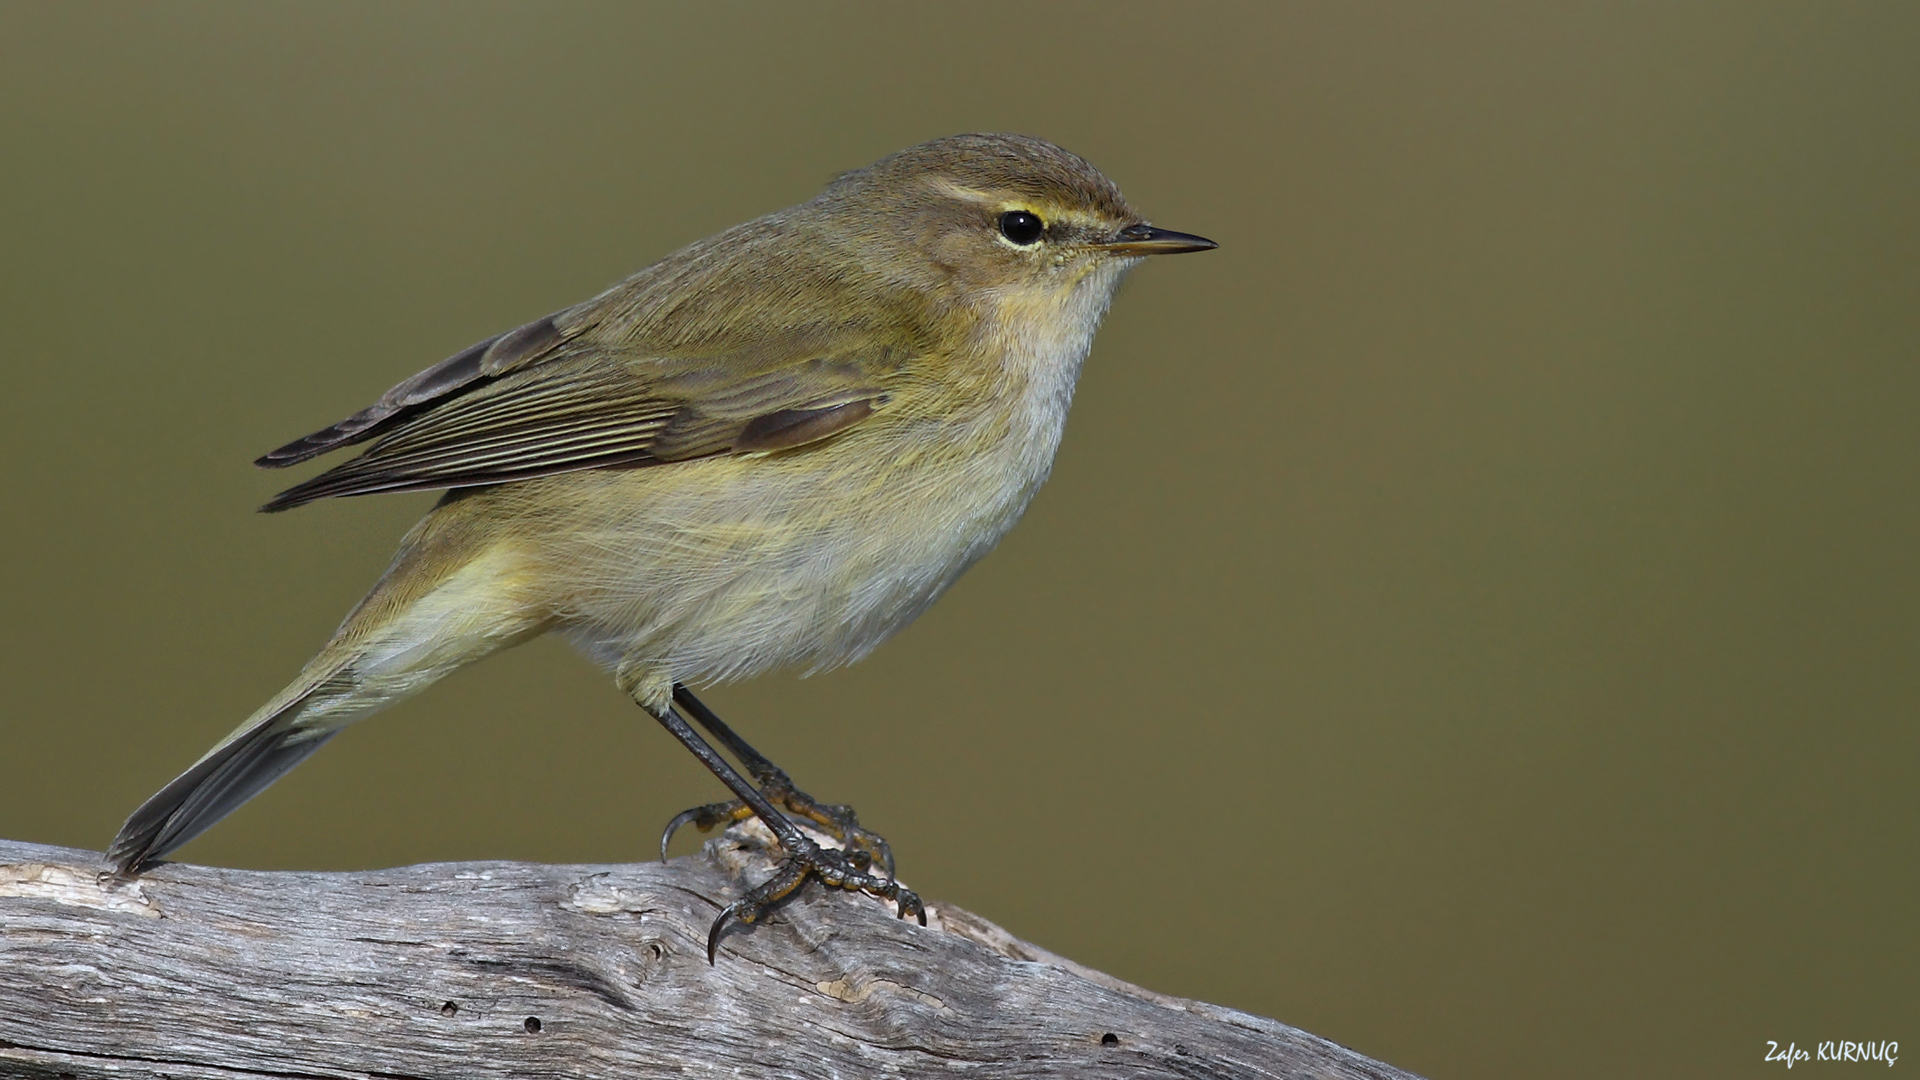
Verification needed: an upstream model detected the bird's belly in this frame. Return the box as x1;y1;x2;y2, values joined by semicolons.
548;420;1057;687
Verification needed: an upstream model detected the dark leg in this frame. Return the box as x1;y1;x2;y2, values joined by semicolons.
662;684;896;878
644;698;924;961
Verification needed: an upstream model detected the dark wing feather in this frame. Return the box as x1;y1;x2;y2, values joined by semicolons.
258;341;902;512
256;314;570;467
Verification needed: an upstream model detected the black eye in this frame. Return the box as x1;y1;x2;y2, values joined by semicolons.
998;210;1045;245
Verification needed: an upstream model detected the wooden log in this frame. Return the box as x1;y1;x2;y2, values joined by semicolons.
0;830;1421;1079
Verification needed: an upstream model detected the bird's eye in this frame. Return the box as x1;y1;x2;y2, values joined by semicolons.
998;210;1045;246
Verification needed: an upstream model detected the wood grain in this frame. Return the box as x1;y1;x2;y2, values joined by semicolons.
0;830;1421;1079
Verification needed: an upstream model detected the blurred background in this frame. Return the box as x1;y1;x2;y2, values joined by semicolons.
2;4;1913;1077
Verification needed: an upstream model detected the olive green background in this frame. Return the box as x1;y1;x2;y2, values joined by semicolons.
2;4;1913;1077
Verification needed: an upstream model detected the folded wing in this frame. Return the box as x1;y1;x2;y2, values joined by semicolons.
257;319;903;512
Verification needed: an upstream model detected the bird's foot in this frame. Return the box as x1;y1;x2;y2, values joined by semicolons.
706;834;925;962
660;778;895;879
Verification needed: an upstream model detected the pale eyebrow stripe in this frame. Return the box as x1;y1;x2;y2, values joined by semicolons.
923;177;1111;231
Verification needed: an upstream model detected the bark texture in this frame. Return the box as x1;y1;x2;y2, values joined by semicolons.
0;831;1421;1079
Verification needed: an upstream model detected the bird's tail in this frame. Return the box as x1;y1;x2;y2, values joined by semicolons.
109;516;549;874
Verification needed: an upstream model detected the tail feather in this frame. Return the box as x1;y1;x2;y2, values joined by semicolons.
109;515;548;875
109;685;334;875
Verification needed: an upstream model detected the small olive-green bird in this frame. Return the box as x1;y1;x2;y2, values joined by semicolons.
109;133;1215;956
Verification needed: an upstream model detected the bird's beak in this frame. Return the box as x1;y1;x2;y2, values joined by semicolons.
1098;223;1218;256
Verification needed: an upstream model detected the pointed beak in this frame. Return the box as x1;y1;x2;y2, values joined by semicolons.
1098;223;1218;256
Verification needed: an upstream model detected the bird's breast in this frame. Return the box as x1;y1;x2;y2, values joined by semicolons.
552;266;1126;686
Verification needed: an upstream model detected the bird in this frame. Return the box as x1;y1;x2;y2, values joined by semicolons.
108;133;1216;959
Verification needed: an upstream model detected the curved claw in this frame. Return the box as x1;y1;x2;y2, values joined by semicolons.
897;891;928;926
659;807;708;862
706;899;747;964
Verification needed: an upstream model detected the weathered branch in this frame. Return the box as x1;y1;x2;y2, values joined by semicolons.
0;830;1420;1079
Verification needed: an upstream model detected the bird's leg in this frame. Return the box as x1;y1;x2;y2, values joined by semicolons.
660;683;895;878
643;698;924;962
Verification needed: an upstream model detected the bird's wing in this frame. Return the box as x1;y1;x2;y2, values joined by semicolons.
256;313;576;468
256;321;907;513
